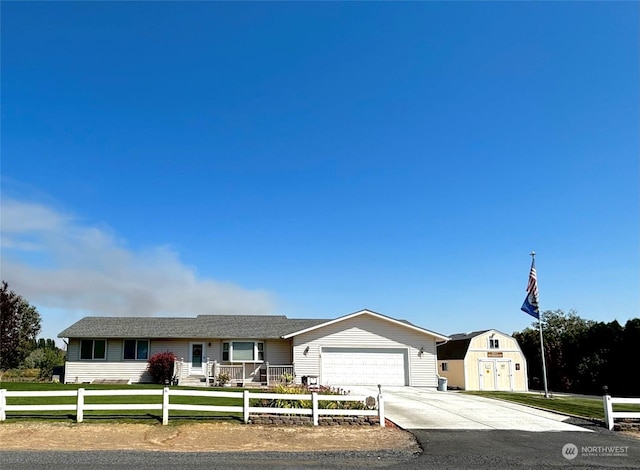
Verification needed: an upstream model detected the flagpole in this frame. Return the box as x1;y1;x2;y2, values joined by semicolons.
531;251;550;398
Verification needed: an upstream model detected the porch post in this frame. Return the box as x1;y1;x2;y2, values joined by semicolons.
266;362;270;387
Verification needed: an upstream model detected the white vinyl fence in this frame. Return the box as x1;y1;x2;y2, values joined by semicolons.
0;388;384;427
603;394;640;430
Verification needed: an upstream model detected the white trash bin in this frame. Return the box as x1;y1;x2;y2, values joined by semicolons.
437;377;448;391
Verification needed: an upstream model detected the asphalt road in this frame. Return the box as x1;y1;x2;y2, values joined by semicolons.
2;426;637;469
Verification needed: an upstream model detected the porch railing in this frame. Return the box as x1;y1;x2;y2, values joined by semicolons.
172;358;186;385
219;365;244;384
266;364;295;386
192;360;296;387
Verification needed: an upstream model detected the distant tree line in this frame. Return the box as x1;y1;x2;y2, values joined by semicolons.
513;310;640;396
1;281;65;379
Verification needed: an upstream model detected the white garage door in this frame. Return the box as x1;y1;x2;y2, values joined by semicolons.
321;347;408;386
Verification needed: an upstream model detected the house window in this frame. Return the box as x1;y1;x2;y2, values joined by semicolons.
80;339;106;360
124;340;149;360
222;341;264;362
489;338;500;349
441;362;448;372
515;363;521;371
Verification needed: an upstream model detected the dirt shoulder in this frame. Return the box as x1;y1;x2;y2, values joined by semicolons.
0;422;420;453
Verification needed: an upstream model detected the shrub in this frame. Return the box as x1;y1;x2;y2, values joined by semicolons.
22;348;65;379
216;372;231;385
147;351;176;384
250;384;367;410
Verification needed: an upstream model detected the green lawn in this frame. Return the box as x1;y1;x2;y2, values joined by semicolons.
463;391;640;421
0;382;245;423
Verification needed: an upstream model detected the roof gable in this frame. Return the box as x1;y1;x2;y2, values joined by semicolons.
281;309;449;341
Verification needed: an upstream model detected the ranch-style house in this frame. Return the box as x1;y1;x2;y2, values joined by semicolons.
58;309;449;388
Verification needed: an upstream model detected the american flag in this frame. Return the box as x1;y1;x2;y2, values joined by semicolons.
521;258;540;319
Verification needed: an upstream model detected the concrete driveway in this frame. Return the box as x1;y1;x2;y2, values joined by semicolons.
348;386;593;432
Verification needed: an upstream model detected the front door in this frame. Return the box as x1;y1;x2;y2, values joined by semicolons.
190;343;204;375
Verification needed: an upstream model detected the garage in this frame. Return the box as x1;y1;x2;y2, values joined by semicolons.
320;347;408;386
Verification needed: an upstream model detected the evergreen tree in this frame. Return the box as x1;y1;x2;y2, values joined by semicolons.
1;281;42;370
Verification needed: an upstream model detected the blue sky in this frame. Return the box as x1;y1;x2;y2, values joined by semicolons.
1;2;638;344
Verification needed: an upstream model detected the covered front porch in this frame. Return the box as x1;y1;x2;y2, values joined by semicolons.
173;358;294;387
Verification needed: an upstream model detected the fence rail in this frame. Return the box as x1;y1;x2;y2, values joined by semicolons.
603;394;640;430
0;388;384;427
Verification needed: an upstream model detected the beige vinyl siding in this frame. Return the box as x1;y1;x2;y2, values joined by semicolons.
265;339;292;365
150;340;190;362
64;361;152;383
438;359;465;389
65;338;191;384
67;339;80;361
292;314;439;387
206;340;222;362
107;339;121;361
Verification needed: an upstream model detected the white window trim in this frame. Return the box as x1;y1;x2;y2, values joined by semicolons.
222;340;265;363
123;339;150;361
80;339;107;361
441;362;448;372
488;338;500;349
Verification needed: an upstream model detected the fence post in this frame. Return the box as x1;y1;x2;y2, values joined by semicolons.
162;387;170;425
0;389;6;421
378;391;385;427
603;394;614;430
265;362;270;387
77;388;84;423
243;390;250;424
312;392;318;426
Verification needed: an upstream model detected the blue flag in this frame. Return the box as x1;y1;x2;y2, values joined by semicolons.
521;259;540;319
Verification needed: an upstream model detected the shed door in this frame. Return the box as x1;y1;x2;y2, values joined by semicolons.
496;360;512;391
321;347;407;386
479;360;496;390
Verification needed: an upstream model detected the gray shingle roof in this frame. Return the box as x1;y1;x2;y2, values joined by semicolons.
447;330;490;341
58;315;327;339
437;330;490;360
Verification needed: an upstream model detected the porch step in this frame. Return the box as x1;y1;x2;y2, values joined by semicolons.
91;379;132;385
243;382;268;389
179;375;208;387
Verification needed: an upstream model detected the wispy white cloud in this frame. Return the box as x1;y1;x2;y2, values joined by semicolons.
1;199;276;322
